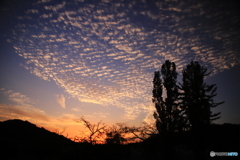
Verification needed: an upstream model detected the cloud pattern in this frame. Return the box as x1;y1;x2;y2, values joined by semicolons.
56;94;66;108
0;88;49;122
0;89;82;136
9;0;240;120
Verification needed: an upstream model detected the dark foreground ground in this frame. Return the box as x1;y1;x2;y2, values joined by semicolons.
0;119;239;160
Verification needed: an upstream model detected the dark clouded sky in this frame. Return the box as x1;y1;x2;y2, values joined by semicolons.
0;0;240;137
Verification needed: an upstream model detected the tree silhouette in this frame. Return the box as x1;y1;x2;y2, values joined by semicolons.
152;60;181;134
180;61;224;132
127;122;158;141
104;123;128;144
161;60;181;133
75;117;107;144
152;70;166;134
105;132;125;144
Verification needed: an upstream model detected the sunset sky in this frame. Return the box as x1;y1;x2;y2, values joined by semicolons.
0;0;240;139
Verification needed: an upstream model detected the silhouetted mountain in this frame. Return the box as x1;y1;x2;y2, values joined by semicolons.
0;119;77;160
0;119;73;144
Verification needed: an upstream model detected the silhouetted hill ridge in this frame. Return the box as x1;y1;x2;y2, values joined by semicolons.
0;119;77;160
0;119;74;145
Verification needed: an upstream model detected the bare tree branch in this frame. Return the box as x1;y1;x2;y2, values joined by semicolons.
75;117;107;144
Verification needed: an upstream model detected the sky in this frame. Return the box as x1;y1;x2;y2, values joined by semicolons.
0;0;240;139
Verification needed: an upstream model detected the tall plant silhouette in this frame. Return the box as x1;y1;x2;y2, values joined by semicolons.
152;70;165;134
180;61;224;132
152;60;181;134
